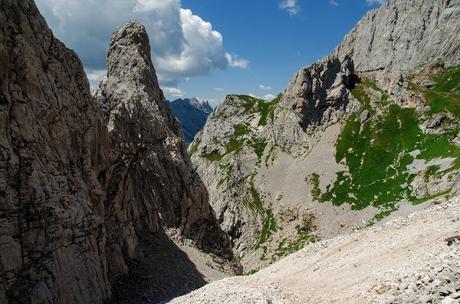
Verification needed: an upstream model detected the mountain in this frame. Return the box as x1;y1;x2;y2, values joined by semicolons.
0;2;237;303
189;0;460;272
168;98;213;143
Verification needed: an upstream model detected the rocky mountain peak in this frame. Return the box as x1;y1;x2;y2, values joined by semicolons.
333;0;460;89
0;2;237;303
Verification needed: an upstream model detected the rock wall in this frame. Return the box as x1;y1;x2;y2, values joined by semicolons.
333;0;460;88
189;0;460;270
0;1;232;303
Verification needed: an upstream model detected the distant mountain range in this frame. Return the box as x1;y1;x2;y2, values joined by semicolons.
168;98;213;143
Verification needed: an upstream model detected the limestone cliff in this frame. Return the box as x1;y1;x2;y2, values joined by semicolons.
190;0;460;271
0;1;234;303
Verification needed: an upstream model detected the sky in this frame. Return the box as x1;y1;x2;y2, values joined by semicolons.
36;0;386;106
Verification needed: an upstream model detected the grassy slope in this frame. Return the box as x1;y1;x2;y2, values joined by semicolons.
309;66;460;220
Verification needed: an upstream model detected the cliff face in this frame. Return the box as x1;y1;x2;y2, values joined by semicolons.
0;1;110;302
96;22;231;274
190;0;460;271
0;1;233;303
334;0;460;89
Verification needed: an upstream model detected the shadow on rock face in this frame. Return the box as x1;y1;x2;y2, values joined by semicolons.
110;232;207;304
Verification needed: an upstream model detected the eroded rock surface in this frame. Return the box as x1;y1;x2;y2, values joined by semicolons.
189;0;460;272
0;2;235;303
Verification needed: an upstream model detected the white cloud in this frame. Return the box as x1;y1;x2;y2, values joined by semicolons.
262;94;276;101
225;53;249;69
35;0;248;87
85;69;107;91
259;84;272;91
279;0;300;16
163;87;185;98
366;0;386;5
329;0;339;6
248;93;276;101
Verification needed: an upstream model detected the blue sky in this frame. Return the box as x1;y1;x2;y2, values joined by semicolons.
36;0;385;106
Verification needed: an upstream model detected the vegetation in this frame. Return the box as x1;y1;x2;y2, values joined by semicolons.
273;214;318;259
202;151;224;162
233;123;251;137
233;94;282;126
247;180;278;250
421;65;460;118
258;94;283;126
187;139;201;156
309;73;460;214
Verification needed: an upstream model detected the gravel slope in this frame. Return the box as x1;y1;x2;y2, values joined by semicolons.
170;197;460;304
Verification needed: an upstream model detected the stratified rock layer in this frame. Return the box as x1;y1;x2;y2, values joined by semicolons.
0;1;233;303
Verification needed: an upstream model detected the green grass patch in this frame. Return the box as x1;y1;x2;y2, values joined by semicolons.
312;77;460;215
273;214;318;259
248;181;278;250
202;151;224;162
424;165;441;182
187;139;201;156
251;139;268;161
258;94;282;126
256;209;277;248
231;94;282;126
432;65;460;93
308;173;321;201
225;137;245;155
413;189;452;205
422;65;460;118
233;123;251;137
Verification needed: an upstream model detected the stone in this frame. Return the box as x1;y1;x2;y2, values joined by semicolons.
359;110;370;124
420;80;436;88
441;297;457;304
0;2;237;303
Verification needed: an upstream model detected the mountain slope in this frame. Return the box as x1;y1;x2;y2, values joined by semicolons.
0;2;236;303
171;197;460;304
189;0;460;271
168;98;213;143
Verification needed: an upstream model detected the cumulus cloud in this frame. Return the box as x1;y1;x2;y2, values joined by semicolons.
225;53;249;69
259;84;272;91
85;69;107;92
279;0;300;16
248;93;276;101
262;94;276;101
162;87;185;98
35;0;247;88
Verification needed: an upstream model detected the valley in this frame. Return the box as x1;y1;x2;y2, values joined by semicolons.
0;0;459;303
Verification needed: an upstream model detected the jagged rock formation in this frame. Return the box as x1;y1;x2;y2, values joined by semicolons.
0;1;235;303
190;0;460;271
333;0;460;90
168;98;213;143
171;197;460;304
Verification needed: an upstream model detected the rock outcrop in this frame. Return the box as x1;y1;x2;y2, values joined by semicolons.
189;0;460;272
0;1;234;303
95;22;232;273
333;0;460;90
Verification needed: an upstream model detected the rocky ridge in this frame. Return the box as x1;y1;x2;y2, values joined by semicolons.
0;1;236;303
189;0;460;271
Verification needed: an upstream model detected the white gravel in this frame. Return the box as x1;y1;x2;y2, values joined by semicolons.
170;197;460;304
